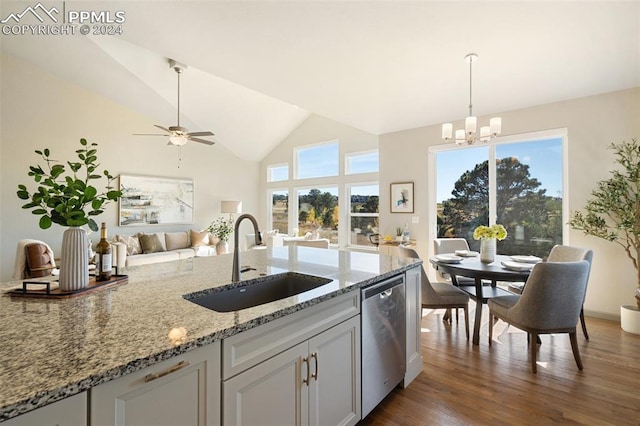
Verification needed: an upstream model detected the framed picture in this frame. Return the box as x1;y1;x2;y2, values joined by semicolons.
119;175;194;226
390;182;414;213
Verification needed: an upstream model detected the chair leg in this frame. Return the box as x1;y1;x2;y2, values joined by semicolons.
488;311;494;346
569;331;584;370
580;308;589;340
456;307;459;323
464;305;470;341
530;332;538;373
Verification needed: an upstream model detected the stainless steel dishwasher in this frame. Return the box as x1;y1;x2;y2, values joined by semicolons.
361;274;406;418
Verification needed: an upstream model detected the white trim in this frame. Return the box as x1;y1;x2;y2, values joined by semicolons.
345;182;380;250
428;128;568;258
266;163;289;183
345;149;379;175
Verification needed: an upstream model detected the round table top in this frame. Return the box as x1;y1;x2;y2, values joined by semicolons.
429;254;532;282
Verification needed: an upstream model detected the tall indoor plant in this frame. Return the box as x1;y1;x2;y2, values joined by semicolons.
569;139;640;312
17;138;121;291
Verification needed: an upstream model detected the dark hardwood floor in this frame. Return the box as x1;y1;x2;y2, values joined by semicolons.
359;302;640;425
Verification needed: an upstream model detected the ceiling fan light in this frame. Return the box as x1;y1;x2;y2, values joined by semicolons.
169;135;188;146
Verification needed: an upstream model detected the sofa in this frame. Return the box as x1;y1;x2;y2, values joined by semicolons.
112;230;219;269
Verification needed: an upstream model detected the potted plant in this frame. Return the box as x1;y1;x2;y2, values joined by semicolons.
473;224;507;263
208;216;234;254
569;138;640;332
17;138;121;291
395;226;403;242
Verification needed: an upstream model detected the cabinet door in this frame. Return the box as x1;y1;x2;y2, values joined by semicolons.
403;266;423;387
90;342;220;426
3;392;86;426
222;343;308;426
308;316;361;426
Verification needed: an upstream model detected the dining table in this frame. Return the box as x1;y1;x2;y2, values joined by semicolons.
429;254;533;345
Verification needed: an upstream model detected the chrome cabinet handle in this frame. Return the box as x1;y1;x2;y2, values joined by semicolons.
311;352;318;381
144;360;191;383
302;356;310;385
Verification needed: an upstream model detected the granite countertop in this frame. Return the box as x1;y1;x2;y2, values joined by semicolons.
0;246;420;421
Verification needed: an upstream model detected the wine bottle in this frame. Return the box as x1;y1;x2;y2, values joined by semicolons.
95;222;113;281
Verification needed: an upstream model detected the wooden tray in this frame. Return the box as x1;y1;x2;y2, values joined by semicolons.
6;274;128;299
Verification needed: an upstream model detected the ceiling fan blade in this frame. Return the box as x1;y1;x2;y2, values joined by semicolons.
154;124;173;133
187;131;215;137
189;137;215;145
133;133;168;136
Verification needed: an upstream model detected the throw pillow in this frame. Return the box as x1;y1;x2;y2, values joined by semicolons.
113;234;142;256
190;229;209;247
139;234;166;254
166;232;189;251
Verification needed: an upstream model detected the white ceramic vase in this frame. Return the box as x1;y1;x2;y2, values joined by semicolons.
620;305;640;335
216;241;229;255
59;226;90;292
480;238;496;263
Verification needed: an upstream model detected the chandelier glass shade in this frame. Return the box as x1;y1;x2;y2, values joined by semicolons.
442;53;502;145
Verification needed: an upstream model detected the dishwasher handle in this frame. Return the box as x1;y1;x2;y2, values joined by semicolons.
362;275;404;300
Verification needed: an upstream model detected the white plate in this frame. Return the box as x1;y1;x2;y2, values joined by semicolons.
455;250;479;257
501;260;535;272
509;255;542;264
435;254;464;264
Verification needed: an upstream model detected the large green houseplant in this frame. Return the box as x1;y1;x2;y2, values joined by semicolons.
17;138;121;232
569;138;640;309
17;138;121;291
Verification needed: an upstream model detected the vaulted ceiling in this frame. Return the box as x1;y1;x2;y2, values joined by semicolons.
2;1;638;161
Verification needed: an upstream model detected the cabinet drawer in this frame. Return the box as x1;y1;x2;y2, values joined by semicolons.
222;291;359;379
90;342;220;426
3;392;86;426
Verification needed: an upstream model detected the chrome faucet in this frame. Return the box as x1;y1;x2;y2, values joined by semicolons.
232;214;263;281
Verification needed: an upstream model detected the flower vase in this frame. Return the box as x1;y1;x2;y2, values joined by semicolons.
59;226;90;292
216;241;229;255
480;238;496;263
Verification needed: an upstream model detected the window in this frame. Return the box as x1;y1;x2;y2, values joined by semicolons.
267;164;289;182
348;184;379;248
296;187;338;244
346;150;378;174
295;141;338;179
269;189;288;233
434;134;564;258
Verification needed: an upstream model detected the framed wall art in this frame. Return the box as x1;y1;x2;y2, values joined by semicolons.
119;175;194;226
390;182;414;213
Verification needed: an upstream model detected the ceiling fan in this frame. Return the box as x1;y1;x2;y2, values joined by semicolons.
134;59;215;146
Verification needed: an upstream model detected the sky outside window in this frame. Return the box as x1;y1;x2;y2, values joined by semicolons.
346;151;379;174
296;142;338;179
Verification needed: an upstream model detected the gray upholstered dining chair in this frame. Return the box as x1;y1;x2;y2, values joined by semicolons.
433;238;471;281
547;245;593;340
398;244;470;340
488;260;590;373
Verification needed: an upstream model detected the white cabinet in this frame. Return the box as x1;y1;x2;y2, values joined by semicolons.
3;392;86;426
403;266;423;386
90;341;221;426
223;316;360;426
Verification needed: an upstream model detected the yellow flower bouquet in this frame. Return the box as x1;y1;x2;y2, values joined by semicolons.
473;224;507;240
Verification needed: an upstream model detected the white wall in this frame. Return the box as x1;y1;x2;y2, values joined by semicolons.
0;54;260;281
379;87;640;319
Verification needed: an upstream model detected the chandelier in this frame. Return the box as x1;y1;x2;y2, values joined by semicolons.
442;53;502;145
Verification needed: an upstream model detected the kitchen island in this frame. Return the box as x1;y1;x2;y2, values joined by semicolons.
0;246;422;424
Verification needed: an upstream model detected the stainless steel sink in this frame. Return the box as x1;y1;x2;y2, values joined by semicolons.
184;272;332;312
